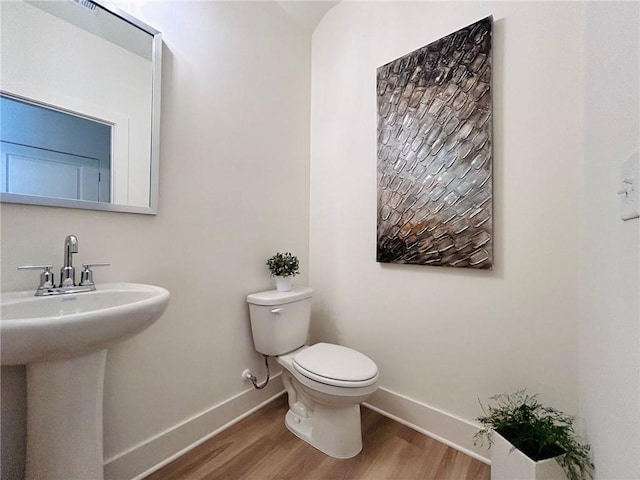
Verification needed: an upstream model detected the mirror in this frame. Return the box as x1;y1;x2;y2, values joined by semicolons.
0;0;162;214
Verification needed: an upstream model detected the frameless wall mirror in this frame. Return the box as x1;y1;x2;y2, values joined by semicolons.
0;0;162;214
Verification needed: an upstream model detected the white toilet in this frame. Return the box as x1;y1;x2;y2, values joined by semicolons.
246;286;379;458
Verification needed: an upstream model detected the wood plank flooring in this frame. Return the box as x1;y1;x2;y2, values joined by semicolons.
145;395;490;480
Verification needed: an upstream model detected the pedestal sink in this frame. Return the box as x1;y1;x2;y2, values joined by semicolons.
0;282;170;480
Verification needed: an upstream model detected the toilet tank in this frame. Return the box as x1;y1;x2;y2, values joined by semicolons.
246;286;313;356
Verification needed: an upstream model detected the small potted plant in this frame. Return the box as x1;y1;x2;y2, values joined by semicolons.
475;390;593;480
266;252;300;292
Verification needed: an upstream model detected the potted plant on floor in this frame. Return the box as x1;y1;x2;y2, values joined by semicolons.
266;252;300;292
474;390;594;480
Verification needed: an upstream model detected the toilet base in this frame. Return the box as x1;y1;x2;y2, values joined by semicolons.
284;403;363;459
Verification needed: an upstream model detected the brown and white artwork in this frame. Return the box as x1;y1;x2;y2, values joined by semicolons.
376;17;493;269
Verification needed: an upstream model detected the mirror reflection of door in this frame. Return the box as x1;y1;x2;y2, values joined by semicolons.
0;94;111;202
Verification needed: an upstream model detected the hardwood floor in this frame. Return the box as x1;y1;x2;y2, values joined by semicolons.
145;395;490;480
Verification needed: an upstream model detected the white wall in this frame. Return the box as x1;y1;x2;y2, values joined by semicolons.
580;2;640;479
310;1;640;475
0;2;309;478
310;0;584;458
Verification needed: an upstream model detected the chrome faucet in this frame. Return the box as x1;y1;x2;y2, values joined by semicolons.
18;235;110;296
60;234;79;287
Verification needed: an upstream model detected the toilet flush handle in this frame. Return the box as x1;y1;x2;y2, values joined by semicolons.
271;308;283;314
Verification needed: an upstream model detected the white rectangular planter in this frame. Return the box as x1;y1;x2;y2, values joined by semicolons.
491;431;567;480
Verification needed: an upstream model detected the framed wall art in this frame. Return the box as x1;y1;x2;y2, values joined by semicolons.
376;16;493;269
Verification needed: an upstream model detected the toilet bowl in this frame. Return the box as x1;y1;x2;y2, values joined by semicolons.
246;287;379;458
278;343;378;458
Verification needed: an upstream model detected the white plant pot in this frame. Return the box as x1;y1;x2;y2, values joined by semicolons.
275;276;293;292
491;431;567;480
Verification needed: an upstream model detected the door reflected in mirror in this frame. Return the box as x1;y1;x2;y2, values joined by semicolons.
1;94;112;203
0;0;162;214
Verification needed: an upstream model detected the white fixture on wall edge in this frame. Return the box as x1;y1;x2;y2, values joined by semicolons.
618;149;639;221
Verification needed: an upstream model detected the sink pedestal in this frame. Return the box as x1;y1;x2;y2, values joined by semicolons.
25;349;107;480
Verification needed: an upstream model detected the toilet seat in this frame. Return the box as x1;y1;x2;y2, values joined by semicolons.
292;343;378;388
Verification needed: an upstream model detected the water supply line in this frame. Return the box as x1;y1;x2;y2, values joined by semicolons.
244;355;271;390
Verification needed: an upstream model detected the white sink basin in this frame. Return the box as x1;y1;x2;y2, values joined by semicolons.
1;282;170;365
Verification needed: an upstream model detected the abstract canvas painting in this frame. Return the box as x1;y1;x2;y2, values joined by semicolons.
376;17;493;269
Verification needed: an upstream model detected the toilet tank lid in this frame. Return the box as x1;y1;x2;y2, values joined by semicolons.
246;286;313;306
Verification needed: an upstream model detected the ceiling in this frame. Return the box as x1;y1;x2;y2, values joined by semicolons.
276;1;339;35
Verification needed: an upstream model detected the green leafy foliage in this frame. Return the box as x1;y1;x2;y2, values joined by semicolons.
266;252;300;278
475;391;594;480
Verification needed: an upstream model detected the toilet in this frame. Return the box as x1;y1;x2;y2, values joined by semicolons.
246;286;379;458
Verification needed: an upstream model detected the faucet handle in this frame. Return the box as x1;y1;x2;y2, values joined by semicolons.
17;265;55;289
79;263;110;287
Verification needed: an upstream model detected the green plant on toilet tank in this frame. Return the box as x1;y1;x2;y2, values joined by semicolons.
266;252;299;292
474;390;594;480
266;252;300;277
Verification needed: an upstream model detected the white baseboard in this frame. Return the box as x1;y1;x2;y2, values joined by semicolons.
364;387;490;465
104;373;284;480
105;380;488;480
